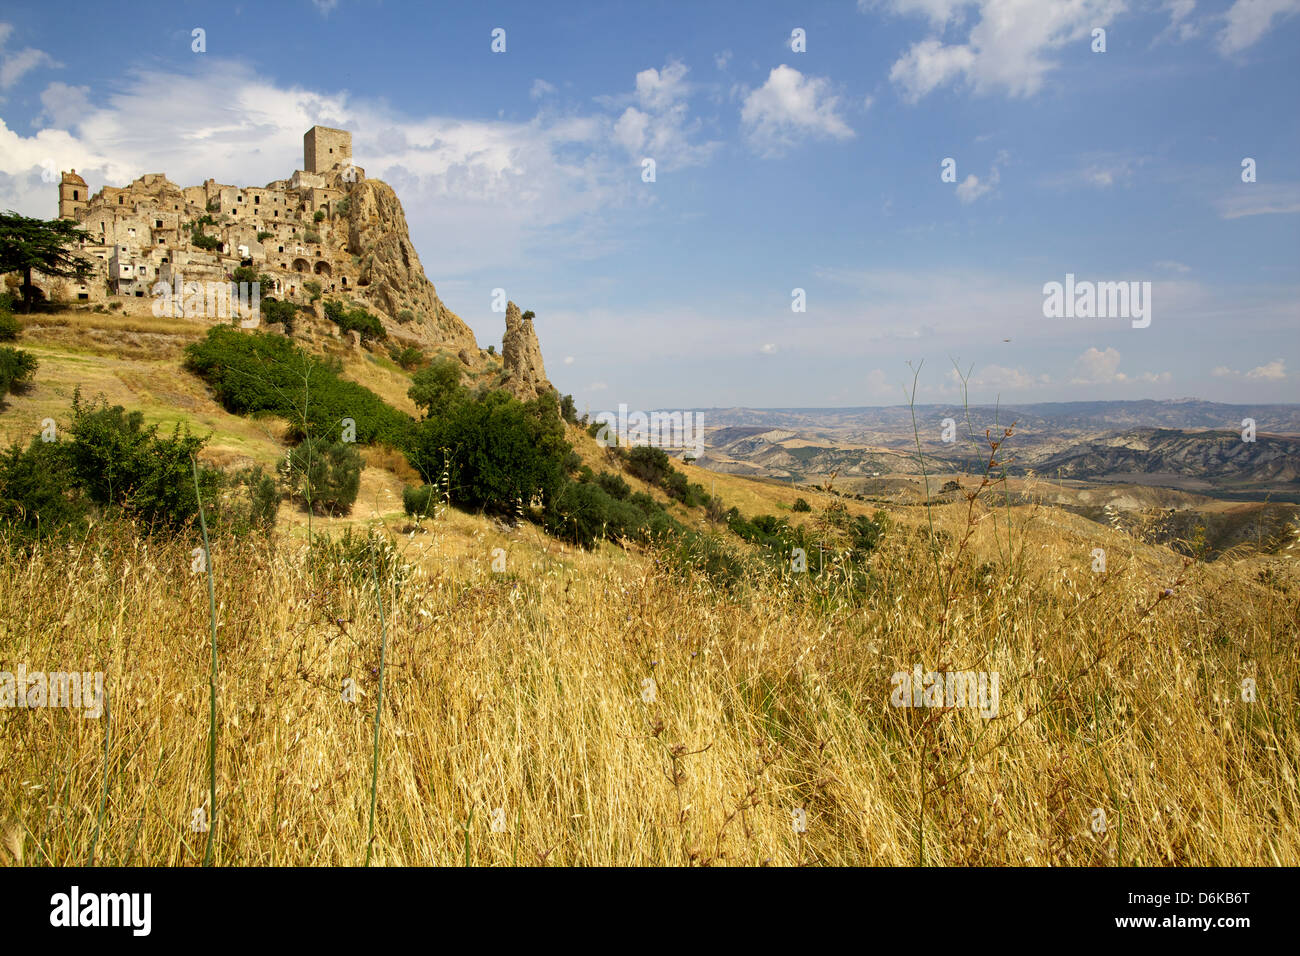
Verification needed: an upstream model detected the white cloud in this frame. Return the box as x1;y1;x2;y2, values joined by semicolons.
0;23;12;47
1071;347;1170;385
563;356;575;365
739;65;854;157
1214;360;1287;380
865;0;969;29
1215;183;1300;218
760;343;778;354
880;0;1126;102
1156;0;1200;44
1247;359;1287;380
38;82;92;128
602;60;718;170
949;364;1049;391
1218;0;1300;55
530;79;556;99
1073;346;1125;384
586;382;609;392
1;46;60;90
633;61;690;112
955;171;993;203
1155;260;1191;273
0;58;706;281
714;50;732;71
311;0;339;15
954;150;1006;203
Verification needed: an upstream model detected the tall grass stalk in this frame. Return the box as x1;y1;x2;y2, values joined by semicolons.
191;455;219;867
365;538;391;866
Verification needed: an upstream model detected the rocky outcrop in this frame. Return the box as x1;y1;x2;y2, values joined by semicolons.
501;301;553;401
344;179;477;355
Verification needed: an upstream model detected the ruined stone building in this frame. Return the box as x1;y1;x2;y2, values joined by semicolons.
52;127;370;305
38;126;554;400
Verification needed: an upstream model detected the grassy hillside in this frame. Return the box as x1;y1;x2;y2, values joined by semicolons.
1;309;1297;866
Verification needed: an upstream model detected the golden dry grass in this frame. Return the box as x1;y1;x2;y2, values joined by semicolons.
1;491;1296;867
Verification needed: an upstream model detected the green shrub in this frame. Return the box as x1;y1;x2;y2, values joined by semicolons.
309;526;408;592
407;359;463;417
257;231;274;242
0;436;86;542
313;210;326;223
596;472;631;500
334;198;351;218
191;230;220;252
303;280;322;302
544;480;617;549
62;393;220;532
0;346;37;397
660;530;749;592
220;465;279;535
0;310;20;341
408;389;569;516
304;230;321;244
259;298;298;333
559;394;579;425
391;345;423;370
185;326;411;446
402;483;441;519
322;298;386;342
792;497;811;512
626;445;672;485
396;309;415;324
279;436;362;516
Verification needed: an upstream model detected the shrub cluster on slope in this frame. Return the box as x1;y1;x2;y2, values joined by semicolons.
184;325;410;446
0;392;277;544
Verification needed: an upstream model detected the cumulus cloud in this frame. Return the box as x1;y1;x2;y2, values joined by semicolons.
877;0;1126;101
739;65;854;157
1071;347;1170;385
1248;359;1287;380
1218;0;1300;55
955;150;1007;204
605;60;718;170
1214;360;1288;380
38;82;92;128
0;57;719;277
948;364;1049;391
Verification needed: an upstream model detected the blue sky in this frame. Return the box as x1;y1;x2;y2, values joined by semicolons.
0;0;1297;412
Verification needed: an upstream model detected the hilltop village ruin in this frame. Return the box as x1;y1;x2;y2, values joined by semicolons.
41;126;553;401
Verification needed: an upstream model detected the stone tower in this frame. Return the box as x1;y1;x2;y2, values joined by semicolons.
59;170;87;220
304;126;352;174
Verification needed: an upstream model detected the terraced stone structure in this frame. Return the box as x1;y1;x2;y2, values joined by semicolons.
44;126;489;361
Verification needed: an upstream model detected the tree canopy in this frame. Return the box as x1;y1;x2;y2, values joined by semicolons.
0;211;92;312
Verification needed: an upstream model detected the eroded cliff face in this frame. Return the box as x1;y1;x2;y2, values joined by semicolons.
344;179;478;354
501;300;554;401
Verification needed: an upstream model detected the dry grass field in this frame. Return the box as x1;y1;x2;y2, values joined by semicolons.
1;485;1296;866
2;309;1297;867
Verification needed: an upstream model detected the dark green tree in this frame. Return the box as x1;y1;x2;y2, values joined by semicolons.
0;211;92;312
407;358;464;418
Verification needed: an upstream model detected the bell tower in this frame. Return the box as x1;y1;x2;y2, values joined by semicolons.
59;170;88;220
